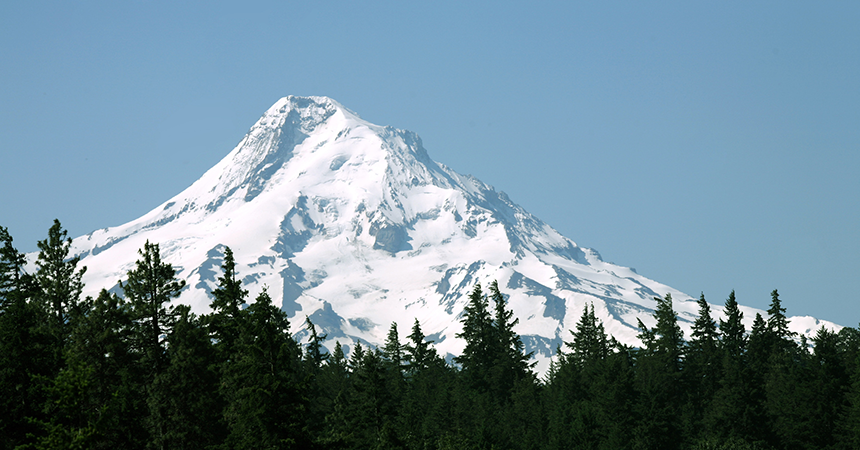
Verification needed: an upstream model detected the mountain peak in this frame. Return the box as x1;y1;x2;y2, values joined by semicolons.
66;96;841;374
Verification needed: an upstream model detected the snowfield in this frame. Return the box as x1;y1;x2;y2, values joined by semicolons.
43;96;839;374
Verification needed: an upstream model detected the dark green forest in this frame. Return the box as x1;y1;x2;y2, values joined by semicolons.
3;220;860;450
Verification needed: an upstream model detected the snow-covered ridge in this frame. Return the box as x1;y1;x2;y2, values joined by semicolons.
56;96;840;373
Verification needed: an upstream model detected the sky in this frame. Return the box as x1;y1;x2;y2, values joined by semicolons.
1;1;858;327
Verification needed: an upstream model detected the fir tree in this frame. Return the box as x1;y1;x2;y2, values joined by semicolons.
489;279;534;393
204;246;247;361
454;283;493;392
222;288;311;449
766;289;795;354
634;293;685;450
719;290;746;359
382;321;404;373
567;303;609;368
405;318;438;376
683;293;721;442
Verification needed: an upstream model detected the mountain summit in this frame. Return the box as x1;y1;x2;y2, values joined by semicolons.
69;96;836;371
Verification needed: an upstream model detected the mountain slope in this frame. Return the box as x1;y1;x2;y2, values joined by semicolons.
65;96;838;372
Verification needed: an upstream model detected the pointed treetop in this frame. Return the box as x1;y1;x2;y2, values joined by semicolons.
719;290;746;358
691;292;718;347
567;303;609;367
210;246;248;316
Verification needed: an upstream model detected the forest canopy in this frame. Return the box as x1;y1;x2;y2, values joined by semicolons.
2;221;859;450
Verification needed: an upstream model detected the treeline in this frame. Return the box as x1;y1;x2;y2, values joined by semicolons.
2;220;860;449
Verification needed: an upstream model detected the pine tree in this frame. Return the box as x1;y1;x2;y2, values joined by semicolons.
399;319;457;448
348;340;365;373
315;341;350;447
120;241;188;448
34;219;86;352
652;293;684;369
761;291;810;449
707;291;760;443
121;241;186;381
0;226;52;449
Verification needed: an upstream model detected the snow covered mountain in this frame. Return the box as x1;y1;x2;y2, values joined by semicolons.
67;96;838;373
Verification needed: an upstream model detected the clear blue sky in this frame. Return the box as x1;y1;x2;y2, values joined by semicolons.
2;1;858;327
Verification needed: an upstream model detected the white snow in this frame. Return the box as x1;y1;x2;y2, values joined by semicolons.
52;95;842;373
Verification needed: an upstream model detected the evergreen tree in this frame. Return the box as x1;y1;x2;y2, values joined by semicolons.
348;340;366;373
807;326;849;449
380;321;406;421
382;321;404;374
399;319;457;449
147;305;221;450
746;313;769;374
454;282;493;391
719;290;746;359
205;246;247;362
121;241;186;381
452;283;496;447
315;340;351;445
304;316;329;373
685;293;720;441
222;288;311;449
707;291;759;443
567;303;609;368
489;279;534;395
33;289;144;449
120;241;188;448
842;326;860;449
346;349;402;449
765;289;796;354
302;317;330;442
405;318;438;377
34;219;86;352
0;225;28;305
0;227;51;449
633;293;685;450
547;304;636;450
547;303;613;450
761;291;811;449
